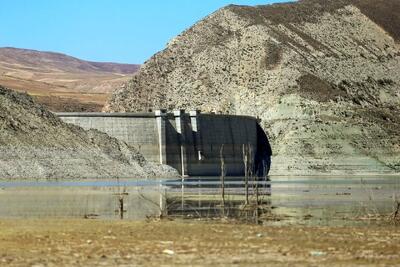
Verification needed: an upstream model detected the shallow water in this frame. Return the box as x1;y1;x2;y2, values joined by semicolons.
267;176;400;226
0;176;399;226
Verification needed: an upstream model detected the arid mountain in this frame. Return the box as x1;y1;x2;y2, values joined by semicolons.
106;0;400;175
0;47;140;111
0;85;175;179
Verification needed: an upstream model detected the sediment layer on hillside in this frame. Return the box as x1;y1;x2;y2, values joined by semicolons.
0;86;176;179
106;0;400;175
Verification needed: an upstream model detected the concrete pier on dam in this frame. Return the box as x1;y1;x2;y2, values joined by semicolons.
56;110;272;177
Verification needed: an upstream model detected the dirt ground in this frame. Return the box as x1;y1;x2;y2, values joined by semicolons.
0;219;399;266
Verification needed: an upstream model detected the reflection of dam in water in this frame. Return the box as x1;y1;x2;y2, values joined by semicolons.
164;178;271;220
56;110;272;177
0;179;271;221
0;176;399;225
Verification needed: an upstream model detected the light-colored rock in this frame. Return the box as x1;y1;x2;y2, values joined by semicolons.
0;86;178;179
105;0;400;175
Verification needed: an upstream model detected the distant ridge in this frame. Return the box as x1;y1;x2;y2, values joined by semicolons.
0;47;140;74
0;47;140;111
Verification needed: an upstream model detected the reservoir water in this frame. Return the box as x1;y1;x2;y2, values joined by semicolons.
0;176;399;226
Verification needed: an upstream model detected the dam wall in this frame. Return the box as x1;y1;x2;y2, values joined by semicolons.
57;111;271;177
57;113;161;162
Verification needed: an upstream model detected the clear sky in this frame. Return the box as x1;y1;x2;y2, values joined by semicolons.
0;0;293;64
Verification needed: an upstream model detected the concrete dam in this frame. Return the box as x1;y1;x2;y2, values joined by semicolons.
57;110;272;177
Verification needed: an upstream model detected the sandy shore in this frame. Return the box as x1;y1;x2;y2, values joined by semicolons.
0;219;399;266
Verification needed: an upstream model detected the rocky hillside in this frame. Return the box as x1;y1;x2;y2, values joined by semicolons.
0;47;140;112
0;86;175;179
106;0;400;175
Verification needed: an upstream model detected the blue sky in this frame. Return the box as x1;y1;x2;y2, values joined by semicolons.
0;0;292;64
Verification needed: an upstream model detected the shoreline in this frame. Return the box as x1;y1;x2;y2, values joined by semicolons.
1;173;400;182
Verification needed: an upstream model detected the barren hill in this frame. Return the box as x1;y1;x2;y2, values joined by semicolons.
0;85;174;179
0;47;140;111
106;0;400;175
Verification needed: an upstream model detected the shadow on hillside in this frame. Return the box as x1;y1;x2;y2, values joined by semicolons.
255;123;272;178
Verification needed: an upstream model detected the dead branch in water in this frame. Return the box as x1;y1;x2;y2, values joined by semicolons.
220;145;226;208
242;144;249;205
389;196;400;223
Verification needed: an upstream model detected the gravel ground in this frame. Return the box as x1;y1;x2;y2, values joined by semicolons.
0;219;399;266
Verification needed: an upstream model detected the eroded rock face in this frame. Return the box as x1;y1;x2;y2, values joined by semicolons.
0;86;177;179
106;0;400;175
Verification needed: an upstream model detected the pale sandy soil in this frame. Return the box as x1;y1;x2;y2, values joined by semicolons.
0;219;399;266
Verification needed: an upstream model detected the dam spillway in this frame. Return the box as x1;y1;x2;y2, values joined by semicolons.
56;110;271;177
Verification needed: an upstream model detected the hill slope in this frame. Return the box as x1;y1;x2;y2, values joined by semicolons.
0;86;174;179
0;47;140;111
105;0;400;175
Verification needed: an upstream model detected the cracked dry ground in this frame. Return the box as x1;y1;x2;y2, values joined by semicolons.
0;219;399;266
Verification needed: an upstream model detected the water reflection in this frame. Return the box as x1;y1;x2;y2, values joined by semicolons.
163;177;271;223
0;176;399;226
